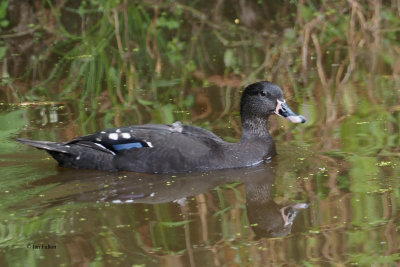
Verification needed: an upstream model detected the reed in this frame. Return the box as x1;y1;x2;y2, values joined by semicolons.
0;1;398;108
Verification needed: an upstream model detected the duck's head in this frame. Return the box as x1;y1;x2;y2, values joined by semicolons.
240;81;306;124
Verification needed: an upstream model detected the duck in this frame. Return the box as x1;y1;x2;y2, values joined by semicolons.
16;81;306;173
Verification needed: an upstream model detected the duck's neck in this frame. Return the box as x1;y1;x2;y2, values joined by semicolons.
240;116;271;142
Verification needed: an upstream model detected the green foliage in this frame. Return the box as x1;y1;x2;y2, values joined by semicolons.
0;0;8;29
224;49;236;69
299;5;314;20
157;14;181;30
0;0;8;62
1;0;399;119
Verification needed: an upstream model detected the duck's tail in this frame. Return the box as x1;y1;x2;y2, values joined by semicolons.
16;138;116;171
16;138;69;153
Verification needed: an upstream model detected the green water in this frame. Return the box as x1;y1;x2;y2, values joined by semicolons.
1;82;400;266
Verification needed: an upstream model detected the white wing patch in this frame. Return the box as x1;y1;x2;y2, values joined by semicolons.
94;142;116;155
108;133;118;140
121;133;131;139
145;141;153;147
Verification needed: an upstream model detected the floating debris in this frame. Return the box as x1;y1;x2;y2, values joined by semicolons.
376;161;391;167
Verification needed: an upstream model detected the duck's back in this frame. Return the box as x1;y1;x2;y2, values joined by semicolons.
112;123;225;172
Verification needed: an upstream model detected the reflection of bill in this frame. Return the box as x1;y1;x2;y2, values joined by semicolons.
245;176;308;237
247;203;309;238
240;166;308;238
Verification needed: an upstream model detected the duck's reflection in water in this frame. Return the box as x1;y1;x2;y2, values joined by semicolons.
244;172;308;237
29;164;308;238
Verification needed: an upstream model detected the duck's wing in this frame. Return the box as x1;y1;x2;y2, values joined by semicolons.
69;122;223;152
18;122;225;172
67;122;223;172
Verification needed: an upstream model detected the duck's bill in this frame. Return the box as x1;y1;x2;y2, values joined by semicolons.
275;100;306;123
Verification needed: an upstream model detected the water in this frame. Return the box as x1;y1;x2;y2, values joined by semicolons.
1;82;399;266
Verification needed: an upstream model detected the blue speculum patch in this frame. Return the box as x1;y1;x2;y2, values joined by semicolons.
112;142;143;150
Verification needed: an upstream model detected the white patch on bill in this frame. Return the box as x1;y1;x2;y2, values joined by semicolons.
286;115;306;123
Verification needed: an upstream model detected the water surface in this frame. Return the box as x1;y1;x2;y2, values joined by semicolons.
1;83;400;266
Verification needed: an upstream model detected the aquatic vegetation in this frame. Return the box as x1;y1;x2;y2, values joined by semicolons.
1;1;399;106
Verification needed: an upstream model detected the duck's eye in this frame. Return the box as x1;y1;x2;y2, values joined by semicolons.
260;91;266;97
